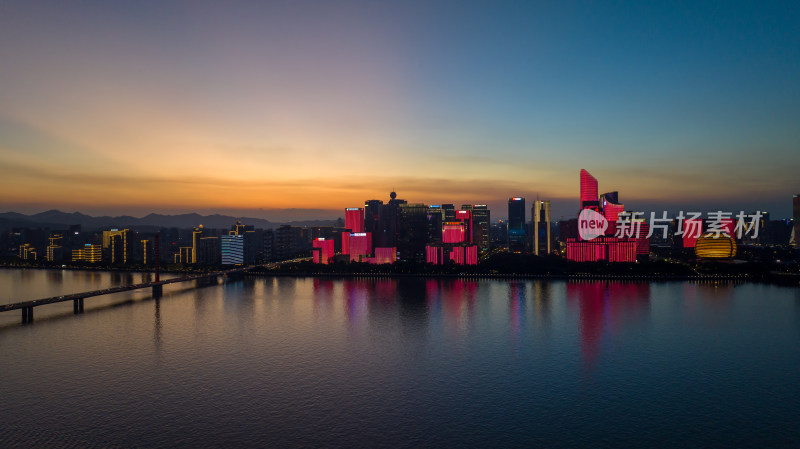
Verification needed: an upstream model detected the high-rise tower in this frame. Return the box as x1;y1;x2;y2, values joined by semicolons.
793;195;800;248
580;169;599;211
467;204;491;254
345;208;365;233
508;197;526;251
532;200;551;255
191;226;203;264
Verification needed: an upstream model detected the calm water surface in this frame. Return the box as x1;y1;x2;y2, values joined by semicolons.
1;269;799;448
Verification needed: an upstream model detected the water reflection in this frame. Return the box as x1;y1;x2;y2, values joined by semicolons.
343;280;370;332
423;279;476;340
531;281;552;330
691;280;737;301
796;289;800;336
509;282;526;351
153;298;163;355
441;280;477;338
3;272;800;449
312;278;336;325
567;281;651;370
301;278;659;371
45;269;63;284
1;273;771;376
226;279;256;330
301;278;656;367
681;281;737;327
276;277;297;299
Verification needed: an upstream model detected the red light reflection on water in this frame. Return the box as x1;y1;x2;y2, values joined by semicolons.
567;281;650;371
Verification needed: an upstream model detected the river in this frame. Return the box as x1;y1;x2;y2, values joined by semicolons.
1;269;799;448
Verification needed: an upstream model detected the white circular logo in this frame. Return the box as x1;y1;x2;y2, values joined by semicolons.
578;209;608;240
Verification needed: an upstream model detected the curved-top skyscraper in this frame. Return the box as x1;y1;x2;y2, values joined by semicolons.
600;191;624;222
580;169;599;210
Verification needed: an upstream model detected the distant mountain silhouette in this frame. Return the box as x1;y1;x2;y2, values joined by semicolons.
0;210;338;231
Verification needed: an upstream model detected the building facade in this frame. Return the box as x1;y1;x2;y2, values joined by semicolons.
220;234;244;265
508;197;526;251
532;200;551;255
794;195;800;249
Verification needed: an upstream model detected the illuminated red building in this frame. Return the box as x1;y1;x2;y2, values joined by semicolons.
371;247;397;264
566;237;637;262
580;169;599;209
566;169;648;262
600;192;625;222
426;246;444;264
634;222;650;256
467;246;477;265
682;219;702;248
602;200;624;222
345;208;365;233
450;246;478;265
442;222;466;244
339;205;401;264
721;218;735;237
565;238;606;262
341;207;366;255
454;210;473;243
428;215;478;266
341;232;350;255
607;238;637;262
312;238;335;264
348;232;372;262
426;244;478;265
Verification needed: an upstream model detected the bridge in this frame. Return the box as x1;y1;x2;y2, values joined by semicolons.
1;266;253;324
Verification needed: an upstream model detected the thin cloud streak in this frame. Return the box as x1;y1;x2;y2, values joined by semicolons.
3;161;796;220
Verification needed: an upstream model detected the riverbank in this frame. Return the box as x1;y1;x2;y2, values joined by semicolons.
3;260;799;286
249;270;800;286
0;263;211;276
245;271;754;281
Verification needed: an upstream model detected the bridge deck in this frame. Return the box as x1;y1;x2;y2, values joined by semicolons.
0;267;249;313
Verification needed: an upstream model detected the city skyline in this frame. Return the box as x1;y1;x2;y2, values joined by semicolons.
1;1;799;220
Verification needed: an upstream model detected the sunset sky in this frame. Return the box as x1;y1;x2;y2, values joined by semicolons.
1;0;799;220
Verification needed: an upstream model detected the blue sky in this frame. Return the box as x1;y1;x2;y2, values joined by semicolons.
0;0;798;220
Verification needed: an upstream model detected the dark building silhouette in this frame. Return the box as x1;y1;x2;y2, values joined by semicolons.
762;219;793;246
794;195;800;249
508;197;526;251
559;218;579;242
274;225;305;260
197;236;221;265
463;204;491;255
364;191;407;249
427;205;444;244
491;220;507;245
263;229;275;261
379;191;406;247
441;204;456;222
364;199;383;241
398;203;428;262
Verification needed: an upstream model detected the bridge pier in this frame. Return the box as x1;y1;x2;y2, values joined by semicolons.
152;284;162;298
21;306;33;324
73;298;84;314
